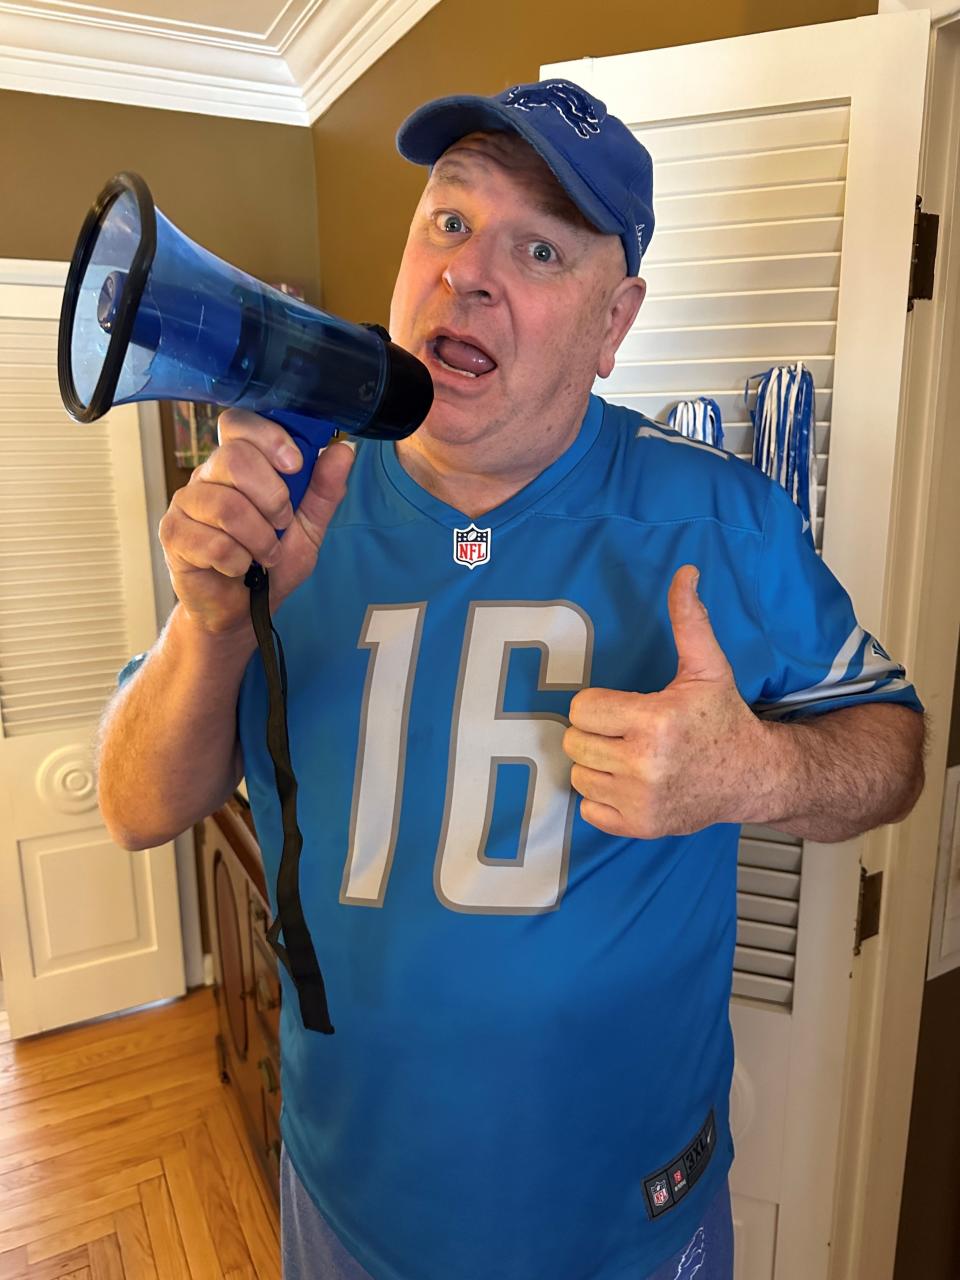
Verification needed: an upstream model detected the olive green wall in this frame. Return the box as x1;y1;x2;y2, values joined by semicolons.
310;0;877;324
0;90;321;302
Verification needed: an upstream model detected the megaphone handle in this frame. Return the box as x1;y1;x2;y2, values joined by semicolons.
262;414;337;515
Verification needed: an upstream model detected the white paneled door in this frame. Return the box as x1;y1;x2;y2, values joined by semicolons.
546;11;929;1280
0;265;185;1037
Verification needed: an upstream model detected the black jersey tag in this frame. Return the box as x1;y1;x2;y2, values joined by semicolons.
643;1109;716;1219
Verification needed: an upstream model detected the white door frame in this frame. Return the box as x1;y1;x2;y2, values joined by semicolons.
831;14;960;1278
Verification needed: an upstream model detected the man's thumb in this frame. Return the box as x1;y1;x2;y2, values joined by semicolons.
667;565;730;682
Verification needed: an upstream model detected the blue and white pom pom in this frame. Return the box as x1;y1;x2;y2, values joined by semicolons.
666;396;725;449
747;362;817;540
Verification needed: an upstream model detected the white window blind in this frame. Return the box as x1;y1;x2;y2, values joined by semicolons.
600;102;851;1005
0;317;129;737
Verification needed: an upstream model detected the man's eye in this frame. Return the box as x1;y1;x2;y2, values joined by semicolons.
529;241;557;264
437;213;466;234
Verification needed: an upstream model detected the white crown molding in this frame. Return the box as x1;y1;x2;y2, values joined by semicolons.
0;46;309;124
285;0;441;123
0;0;441;126
0;7;307;123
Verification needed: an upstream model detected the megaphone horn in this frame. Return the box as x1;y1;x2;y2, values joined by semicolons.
58;171;433;509
58;174;437;1038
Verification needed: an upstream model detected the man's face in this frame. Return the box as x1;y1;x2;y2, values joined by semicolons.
388;131;643;466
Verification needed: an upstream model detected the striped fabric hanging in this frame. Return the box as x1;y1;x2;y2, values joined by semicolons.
666;396;725;449
746;362;817;541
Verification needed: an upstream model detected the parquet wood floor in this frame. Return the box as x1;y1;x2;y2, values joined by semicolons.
0;987;280;1279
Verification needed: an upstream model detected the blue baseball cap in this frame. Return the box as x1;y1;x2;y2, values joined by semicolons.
396;78;654;276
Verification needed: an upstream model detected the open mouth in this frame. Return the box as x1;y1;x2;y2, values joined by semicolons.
429;332;498;380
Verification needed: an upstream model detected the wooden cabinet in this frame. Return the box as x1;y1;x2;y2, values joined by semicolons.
199;797;282;1202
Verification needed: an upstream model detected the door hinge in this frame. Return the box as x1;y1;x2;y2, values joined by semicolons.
854;867;883;955
908;195;939;311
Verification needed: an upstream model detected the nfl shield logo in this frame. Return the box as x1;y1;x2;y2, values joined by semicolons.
652;1179;670;1208
453;523;491;570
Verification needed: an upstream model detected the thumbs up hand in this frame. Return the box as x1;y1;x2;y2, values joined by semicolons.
563;565;766;839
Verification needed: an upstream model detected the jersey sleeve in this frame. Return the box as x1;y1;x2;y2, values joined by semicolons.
749;481;924;722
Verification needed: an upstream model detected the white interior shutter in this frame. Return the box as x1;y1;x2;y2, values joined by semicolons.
0;317;131;736
736;825;801;1005
597;102;852;1005
605;101;850;552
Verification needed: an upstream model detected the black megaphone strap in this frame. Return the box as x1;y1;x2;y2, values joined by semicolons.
244;562;334;1034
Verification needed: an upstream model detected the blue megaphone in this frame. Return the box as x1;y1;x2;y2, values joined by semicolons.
58;172;433;508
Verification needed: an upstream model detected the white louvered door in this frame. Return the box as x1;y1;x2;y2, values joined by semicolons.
0;265;185;1037
546;12;928;1280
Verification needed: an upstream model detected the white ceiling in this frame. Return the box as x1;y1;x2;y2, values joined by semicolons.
8;0;308;42
0;0;441;125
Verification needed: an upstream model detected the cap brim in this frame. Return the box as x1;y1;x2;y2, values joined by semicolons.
396;94;624;244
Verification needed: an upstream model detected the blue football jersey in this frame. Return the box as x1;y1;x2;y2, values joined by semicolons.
236;394;922;1280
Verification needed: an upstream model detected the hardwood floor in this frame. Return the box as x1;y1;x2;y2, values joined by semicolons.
0;987;280;1279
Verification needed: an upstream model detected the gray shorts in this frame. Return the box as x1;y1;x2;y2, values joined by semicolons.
280;1143;733;1279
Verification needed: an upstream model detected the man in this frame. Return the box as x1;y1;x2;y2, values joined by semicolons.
99;80;925;1280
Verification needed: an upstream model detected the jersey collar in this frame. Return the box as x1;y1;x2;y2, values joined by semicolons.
377;394;605;530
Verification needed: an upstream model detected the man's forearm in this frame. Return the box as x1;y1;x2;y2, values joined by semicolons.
97;605;257;849
749;703;926;842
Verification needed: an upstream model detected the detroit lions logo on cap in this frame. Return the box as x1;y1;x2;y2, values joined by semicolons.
503;80;604;139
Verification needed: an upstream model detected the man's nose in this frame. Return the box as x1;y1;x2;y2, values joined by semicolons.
442;234;501;302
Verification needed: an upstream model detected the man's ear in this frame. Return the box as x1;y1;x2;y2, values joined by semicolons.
597;277;646;379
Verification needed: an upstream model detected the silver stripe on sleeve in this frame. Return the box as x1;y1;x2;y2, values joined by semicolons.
752;624;908;715
796;624;867;697
635;423;731;460
754;676;912;720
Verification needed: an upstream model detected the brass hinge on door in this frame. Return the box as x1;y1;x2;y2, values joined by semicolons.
854;867;883;955
908;195;939;311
